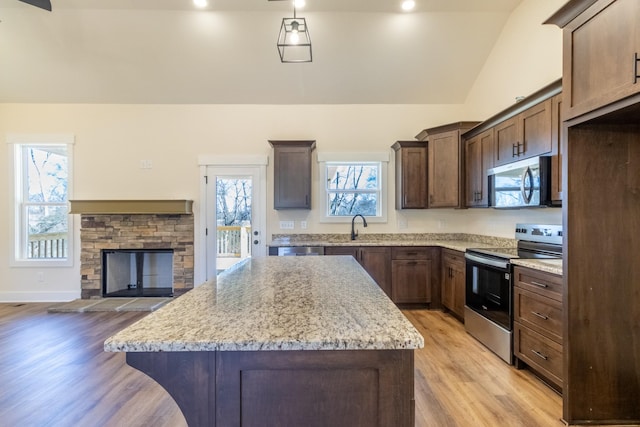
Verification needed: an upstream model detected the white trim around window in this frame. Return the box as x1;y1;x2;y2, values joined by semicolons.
317;151;389;224
7;134;75;268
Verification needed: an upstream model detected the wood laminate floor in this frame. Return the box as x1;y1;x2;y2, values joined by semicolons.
0;304;563;427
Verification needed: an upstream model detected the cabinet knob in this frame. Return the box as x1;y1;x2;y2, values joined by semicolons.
253;240;259;245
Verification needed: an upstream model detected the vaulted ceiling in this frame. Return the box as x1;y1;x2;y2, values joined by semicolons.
0;0;523;104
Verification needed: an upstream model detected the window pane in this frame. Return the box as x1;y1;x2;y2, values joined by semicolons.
328;192;378;216
25;146;68;203
26;205;68;259
327;164;378;190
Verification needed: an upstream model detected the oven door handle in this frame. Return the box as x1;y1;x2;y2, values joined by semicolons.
464;253;509;269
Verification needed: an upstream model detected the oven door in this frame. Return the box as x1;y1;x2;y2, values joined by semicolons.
465;253;512;331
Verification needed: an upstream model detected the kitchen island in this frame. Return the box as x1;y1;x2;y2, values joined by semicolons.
105;256;424;427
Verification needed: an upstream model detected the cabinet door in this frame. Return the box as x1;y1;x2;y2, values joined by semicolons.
551;94;563;203
452;260;466;318
441;269;454;310
391;259;432;304
428;130;461;207
270;141;314;209
521;98;552;158
494;116;519;167
563;0;640;120
359;247;392;298
465;129;493;207
395;145;427;209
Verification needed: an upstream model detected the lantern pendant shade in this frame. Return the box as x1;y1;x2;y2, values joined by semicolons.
277;17;312;63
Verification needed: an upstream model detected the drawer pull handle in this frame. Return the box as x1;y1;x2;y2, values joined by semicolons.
530;280;548;288
531;350;548;360
531;311;548;320
406;252;418;256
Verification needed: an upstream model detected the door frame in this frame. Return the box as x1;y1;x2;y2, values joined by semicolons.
197;155;268;284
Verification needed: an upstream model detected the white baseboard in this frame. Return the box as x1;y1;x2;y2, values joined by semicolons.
0;291;80;303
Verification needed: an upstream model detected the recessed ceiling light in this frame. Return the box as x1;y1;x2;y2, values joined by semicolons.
294;0;306;8
193;0;208;8
401;0;415;11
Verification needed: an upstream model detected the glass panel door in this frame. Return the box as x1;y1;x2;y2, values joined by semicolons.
206;166;265;279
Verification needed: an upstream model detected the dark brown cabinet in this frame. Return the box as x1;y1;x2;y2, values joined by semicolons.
324;246;392;298
549;0;640;120
440;249;465;319
465;128;494;207
416;122;479;208
542;3;640;422
390;247;437;304
391;141;427;209
269;140;315;210
513;266;563;392
494;98;553;167
550;93;563;203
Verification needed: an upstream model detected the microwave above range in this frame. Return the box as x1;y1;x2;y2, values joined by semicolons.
488;156;559;209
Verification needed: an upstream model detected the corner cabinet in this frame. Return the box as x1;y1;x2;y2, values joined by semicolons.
391;141;428;209
324;246;392;298
268;140;316;210
546;0;640;120
416;122;480;208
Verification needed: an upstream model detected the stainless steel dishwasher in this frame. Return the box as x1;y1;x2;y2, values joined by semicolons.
274;246;325;256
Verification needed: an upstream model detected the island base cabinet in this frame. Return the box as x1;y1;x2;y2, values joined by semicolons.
128;349;415;427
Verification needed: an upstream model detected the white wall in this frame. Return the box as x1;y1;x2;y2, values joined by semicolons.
0;0;567;301
463;0;565;119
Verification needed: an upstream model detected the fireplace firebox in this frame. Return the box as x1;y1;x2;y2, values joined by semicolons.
102;249;174;297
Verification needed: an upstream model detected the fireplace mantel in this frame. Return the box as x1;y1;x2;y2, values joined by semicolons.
69;200;193;215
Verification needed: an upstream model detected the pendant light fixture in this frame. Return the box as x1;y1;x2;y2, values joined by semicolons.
270;0;312;63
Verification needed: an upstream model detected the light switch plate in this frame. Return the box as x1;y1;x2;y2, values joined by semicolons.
279;221;295;230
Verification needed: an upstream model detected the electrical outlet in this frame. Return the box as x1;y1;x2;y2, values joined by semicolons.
279;221;294;230
300;221;307;229
397;216;408;229
140;159;153;169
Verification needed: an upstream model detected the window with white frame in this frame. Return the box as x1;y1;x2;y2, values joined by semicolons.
9;135;74;266
318;152;388;223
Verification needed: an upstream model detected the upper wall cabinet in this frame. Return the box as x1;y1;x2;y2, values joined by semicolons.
416;122;479;209
465;128;494;207
545;0;640;121
391;141;428;209
494;98;553;167
268;140;316;210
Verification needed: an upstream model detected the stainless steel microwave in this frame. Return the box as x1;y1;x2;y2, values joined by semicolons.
488;156;555;208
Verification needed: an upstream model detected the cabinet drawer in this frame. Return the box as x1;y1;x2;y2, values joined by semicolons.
442;249;464;266
391;247;431;260
514;323;563;388
513;266;562;301
514;287;563;343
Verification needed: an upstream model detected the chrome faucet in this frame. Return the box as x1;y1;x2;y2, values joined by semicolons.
350;214;368;240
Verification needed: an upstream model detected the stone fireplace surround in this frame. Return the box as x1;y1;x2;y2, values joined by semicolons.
77;207;194;299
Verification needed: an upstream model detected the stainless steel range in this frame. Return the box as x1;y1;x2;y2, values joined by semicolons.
464;224;562;364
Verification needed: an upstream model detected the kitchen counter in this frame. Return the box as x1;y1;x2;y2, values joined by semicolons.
105;256;423;352
104;256;420;426
270;233;564;275
511;258;563;276
269;232;516;252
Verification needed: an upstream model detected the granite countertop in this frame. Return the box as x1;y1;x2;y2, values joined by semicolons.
511;258;563;276
269;233;517;253
104;256;424;353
